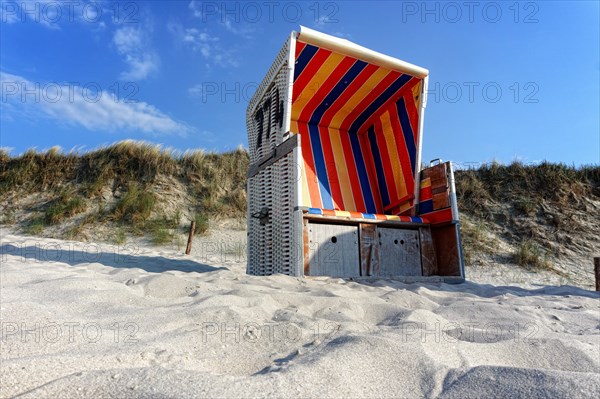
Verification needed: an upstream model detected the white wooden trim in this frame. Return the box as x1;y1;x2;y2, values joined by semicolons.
298;26;429;78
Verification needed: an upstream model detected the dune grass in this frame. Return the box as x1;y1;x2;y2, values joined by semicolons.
24;217;45;236
194;213;210;236
455;161;599;269
0;141;248;212
512;239;551;270
111;183;157;225
2;143;598;266
0;141;249;237
44;192;87;225
455;161;599;215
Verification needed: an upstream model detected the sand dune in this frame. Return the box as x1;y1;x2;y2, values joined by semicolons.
1;228;599;398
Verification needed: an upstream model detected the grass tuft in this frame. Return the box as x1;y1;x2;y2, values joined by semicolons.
44;193;86;225
112;183;157;225
144;216;181;245
513;239;551;270
113;228;127;245
24;217;45;236
460;221;493;265
194;214;209;236
0;210;16;225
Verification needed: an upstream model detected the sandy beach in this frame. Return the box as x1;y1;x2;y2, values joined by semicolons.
1;227;599;398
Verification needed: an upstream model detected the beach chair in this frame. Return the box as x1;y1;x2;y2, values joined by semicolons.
246;27;464;281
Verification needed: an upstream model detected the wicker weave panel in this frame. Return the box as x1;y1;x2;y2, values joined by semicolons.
247;37;291;165
246;37;300;276
247;151;297;276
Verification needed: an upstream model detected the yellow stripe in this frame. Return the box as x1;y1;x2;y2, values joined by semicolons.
381;110;408;200
297;124;312;207
291;52;347;123
385;215;401;221
412;81;422;110
334;210;351;218
290;120;298;135
328;127;356;212
399;201;412;213
420;177;431;188
329;67;391;130
301;157;311;206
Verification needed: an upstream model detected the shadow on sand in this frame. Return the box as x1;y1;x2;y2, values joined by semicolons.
350;277;600;299
0;243;227;274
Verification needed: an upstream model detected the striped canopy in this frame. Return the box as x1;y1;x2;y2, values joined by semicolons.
291;40;424;216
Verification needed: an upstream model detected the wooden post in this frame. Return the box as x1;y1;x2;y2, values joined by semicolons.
185;221;196;255
595;257;600;292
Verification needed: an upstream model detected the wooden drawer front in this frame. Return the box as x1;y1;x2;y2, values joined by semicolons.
378;228;422;276
308;223;360;277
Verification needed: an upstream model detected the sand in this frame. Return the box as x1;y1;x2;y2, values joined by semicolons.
1;227;599;398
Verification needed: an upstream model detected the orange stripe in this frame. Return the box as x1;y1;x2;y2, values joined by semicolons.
292;52;345;123
374;117;399;206
359;78;420;131
297;122;322;208
381;109;407;201
339;70;401;133
320;64;380;128
290;120;299;135
298;55;356;123
355;76;420;135
403;89;420;142
339;129;366;212
319;126;345;210
389;102;415;199
329;128;355;211
359;132;383;213
292;48;332;104
329;67;390;131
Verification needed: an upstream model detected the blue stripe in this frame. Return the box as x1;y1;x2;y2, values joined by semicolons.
293;44;319;82
397;97;417;173
308;208;322;215
308;60;368;125
362;213;376;219
411;217;423;223
349;132;376;213
348;74;413;134
419;199;433;214
308;124;334;210
367;125;389;207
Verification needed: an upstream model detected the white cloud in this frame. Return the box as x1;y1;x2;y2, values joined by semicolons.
187;0;254;38
188;0;203;18
1;72;190;136
113;26;144;52
315;15;335;26
0;0;111;29
330;31;352;39
113;26;159;80
1;0;62;28
168;23;238;68
182;28;217;57
188;84;203;97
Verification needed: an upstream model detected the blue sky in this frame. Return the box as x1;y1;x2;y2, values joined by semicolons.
1;0;598;166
